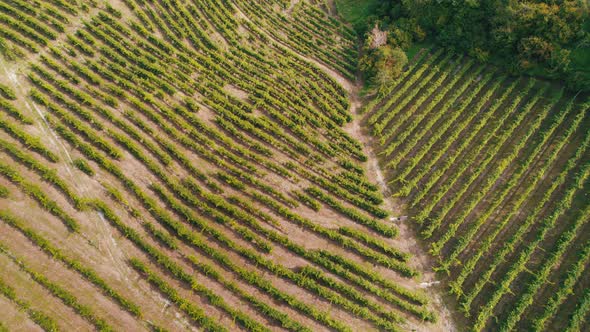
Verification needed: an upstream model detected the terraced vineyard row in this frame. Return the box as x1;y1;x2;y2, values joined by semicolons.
0;0;443;331
365;49;590;331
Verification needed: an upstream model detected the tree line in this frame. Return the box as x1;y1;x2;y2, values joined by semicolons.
359;0;589;91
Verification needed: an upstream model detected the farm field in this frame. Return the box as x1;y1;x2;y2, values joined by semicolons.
363;49;590;331
0;0;588;331
0;0;451;331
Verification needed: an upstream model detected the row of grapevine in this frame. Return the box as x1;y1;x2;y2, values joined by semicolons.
0;0;443;330
364;47;590;330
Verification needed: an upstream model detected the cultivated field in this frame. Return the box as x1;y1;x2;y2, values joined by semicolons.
0;0;449;331
364;49;590;331
1;0;588;331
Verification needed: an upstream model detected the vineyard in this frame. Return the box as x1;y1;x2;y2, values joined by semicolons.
0;0;449;331
364;49;590;331
0;0;588;331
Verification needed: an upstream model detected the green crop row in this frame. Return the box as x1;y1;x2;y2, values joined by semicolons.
428;87;563;247
0;113;58;162
92;198;335;331
392;74;507;196
565;289;590;332
338;227;408;261
0;25;39;53
379;58;478;152
532;240;590;329
439;99;587;271
412;80;541;222
0;99;33;124
0;162;78;232
384;62;486;169
0;275;59;332
305;187;396;238
368;50;446;129
451;118;590;298
501;203;590;331
407;77;523;206
463;156;590;319
180;178;425;317
0;83;16;100
0;224;113;332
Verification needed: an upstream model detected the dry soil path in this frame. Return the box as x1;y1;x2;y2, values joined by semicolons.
233;3;458;328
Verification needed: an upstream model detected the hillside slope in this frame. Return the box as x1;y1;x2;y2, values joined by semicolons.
363;48;590;331
0;0;449;331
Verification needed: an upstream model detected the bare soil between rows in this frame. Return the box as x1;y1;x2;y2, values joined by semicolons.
297;50;458;330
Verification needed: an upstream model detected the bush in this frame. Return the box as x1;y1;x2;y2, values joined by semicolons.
360;44;408;89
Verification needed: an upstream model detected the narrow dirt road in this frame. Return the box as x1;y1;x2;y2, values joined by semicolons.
235;2;458;327
342;77;457;332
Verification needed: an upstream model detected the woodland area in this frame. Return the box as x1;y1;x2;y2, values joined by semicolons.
359;0;590;91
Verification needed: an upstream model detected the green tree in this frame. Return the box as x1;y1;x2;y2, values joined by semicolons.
360;44;408;89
